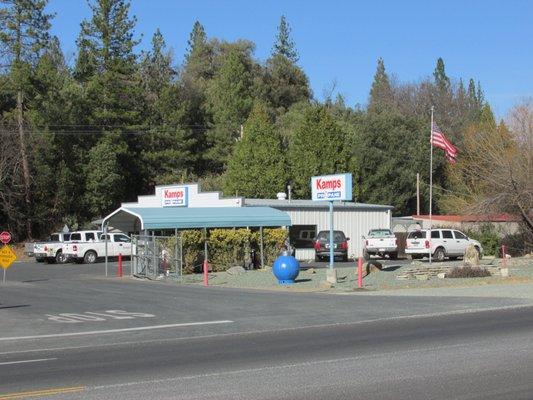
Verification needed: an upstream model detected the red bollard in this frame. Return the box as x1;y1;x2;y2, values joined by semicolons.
357;257;363;288
203;259;209;286
501;245;507;267
118;253;123;277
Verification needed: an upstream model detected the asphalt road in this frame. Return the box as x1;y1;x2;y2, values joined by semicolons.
1;261;532;399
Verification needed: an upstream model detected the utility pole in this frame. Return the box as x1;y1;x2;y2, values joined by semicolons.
416;173;420;216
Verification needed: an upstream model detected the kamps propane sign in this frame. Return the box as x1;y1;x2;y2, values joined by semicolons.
161;186;188;207
311;173;352;201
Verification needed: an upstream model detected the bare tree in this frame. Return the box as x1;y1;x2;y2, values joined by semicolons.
443;100;533;244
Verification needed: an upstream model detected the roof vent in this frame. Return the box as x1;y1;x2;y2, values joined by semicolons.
276;192;287;200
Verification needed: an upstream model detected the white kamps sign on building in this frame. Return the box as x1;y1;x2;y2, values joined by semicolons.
311;173;352;201
161;186;188;207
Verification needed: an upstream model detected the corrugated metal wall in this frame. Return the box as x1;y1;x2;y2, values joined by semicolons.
284;208;391;260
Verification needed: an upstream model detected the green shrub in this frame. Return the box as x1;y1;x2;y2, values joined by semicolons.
208;229;252;272
252;228;287;266
463;224;500;256
447;266;491;278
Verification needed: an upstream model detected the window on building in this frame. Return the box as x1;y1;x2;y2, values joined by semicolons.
289;225;317;249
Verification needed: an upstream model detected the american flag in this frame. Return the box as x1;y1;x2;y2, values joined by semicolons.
431;123;458;163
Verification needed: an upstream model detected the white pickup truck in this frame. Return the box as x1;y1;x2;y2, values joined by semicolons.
63;230;131;264
32;232;71;264
363;229;398;260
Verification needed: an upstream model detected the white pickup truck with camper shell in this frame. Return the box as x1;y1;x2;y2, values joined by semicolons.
32;232;71;263
63;231;131;264
362;229;398;260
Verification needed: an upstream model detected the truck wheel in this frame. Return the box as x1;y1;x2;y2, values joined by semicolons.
363;250;370;260
45;257;56;264
55;251;65;264
434;248;446;262
389;252;398;260
84;250;97;264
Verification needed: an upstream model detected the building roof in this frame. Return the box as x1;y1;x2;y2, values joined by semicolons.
412;214;521;222
102;206;291;232
245;198;394;211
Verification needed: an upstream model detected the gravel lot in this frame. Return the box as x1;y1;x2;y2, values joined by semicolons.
172;256;533;296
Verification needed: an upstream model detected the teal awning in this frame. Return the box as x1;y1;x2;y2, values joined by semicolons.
102;206;291;232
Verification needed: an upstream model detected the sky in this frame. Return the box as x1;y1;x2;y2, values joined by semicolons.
48;0;532;118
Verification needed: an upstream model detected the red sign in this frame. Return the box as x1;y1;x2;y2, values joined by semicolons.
0;231;11;244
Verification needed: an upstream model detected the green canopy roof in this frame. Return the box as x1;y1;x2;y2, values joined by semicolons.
102;206;291;232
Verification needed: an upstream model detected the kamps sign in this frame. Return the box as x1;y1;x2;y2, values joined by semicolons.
311;173;352;202
161;186;188;207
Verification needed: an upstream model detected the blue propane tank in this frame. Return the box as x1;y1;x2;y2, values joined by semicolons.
272;253;300;284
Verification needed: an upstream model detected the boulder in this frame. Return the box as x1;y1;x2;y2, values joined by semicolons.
318;281;333;289
226;266;246;276
463;245;479;267
366;261;383;275
306;268;316;274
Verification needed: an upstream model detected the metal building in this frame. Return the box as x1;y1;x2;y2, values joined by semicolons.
102;183;393;262
245;199;393;260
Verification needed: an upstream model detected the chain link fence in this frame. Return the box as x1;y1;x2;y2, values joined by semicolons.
131;235;182;280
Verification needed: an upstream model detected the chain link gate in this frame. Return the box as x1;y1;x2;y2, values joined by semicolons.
131;235;183;280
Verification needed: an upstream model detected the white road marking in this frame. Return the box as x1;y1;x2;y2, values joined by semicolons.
0;320;233;341
0;358;57;366
0;303;531;356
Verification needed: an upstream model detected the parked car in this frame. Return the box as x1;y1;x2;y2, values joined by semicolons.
63;231;131;264
314;230;349;262
32;232;71;264
405;229;483;261
363;229;398;260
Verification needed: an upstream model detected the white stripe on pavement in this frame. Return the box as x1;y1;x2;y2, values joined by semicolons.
0;358;57;366
0;320;233;341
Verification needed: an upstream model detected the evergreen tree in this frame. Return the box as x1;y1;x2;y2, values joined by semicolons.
272;15;298;62
368;57;393;112
223;102;287;197
206;46;253;171
289;105;349;198
263;54;311;113
139;28;174;119
84;133;128;216
0;0;53;238
433;57;450;93
76;0;140;127
184;20;213;81
355;111;430;215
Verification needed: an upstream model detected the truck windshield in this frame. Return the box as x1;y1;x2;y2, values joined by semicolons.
317;231;346;241
368;230;392;237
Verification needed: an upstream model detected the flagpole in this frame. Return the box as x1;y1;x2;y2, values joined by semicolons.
429;106;434;264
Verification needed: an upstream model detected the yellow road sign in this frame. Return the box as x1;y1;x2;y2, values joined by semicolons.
0;245;17;270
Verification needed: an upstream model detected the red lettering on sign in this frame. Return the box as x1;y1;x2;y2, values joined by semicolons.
164;189;184;199
315;178;342;191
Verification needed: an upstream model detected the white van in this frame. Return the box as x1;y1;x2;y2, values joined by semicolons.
405;229;483;261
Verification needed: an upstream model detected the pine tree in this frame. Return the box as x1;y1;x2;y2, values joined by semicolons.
223;102;287;197
184;21;213;81
139;28;174;120
368;57;393;112
84;133;128;216
289;105;349;198
272;15;298;62
206;46;253;171
0;0;53;238
76;0;140;127
433;57;450;93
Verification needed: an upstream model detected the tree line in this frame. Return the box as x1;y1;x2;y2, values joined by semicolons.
1;0;531;244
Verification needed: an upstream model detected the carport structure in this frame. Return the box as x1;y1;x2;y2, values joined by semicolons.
102;206;292;271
